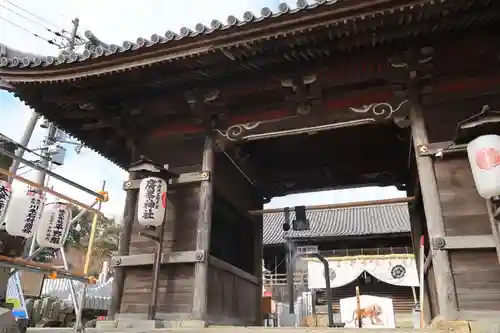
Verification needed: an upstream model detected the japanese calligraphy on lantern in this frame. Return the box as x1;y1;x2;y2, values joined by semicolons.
0;180;12;230
36;203;72;249
137;177;167;227
5;190;45;238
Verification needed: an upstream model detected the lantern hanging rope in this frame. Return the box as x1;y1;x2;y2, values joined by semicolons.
0;167;102;215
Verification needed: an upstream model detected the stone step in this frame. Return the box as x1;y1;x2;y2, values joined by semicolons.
27;328;445;333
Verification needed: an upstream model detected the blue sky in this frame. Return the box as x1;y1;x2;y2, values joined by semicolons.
0;0;405;221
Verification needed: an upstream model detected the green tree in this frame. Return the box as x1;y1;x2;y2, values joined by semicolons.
36;205;121;262
65;206;120;256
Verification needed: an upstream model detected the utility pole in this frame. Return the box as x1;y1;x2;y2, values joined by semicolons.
26;18;81;256
67;18;80;53
8;18;81;186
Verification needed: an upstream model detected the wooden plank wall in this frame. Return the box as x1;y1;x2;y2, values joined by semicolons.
435;156;500;312
206;262;260;325
120;185;199;315
209;152;264;324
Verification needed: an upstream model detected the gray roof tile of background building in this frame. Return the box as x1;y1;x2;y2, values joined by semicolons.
263;203;410;245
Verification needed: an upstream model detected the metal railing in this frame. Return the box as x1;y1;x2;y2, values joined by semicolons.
263;272;308;287
318;246;411;258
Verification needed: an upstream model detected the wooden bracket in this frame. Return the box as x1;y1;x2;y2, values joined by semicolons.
208;255;259;285
123;171;210;190
435;235;496;250
111;250;205;267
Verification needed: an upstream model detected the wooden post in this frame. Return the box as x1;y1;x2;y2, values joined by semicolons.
355;286;361;328
253;219;264;325
109;170;138;319
409;103;459;320
192;136;214;321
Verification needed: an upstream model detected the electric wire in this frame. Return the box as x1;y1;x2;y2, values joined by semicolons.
0;3;66;40
0;16;60;46
0;133;54;162
1;0;85;42
1;0;66;33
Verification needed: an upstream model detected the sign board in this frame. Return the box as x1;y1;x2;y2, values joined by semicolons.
6;272;29;319
296;245;318;255
340;295;395;328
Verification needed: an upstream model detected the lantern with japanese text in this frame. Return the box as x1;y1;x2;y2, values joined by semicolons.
36;203;72;249
467;134;500;199
137;177;167;226
5;190;45;238
0;180;12;229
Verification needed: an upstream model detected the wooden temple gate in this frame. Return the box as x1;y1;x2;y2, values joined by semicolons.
2;0;500;330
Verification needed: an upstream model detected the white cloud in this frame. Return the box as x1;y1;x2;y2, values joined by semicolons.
0;0;405;219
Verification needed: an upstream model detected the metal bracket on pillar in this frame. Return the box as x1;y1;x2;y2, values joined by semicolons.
417;141;467;158
123;170;210;190
432;237;446;250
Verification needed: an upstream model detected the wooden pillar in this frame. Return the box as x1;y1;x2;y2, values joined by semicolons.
253;219;264;325
409;103;459;320
109;170;138;319
408;200;432;323
192;136;214;320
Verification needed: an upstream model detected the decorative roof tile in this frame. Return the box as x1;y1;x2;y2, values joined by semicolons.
263;203;410;245
0;0;440;70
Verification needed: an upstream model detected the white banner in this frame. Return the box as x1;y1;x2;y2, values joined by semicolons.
307;257;419;289
340;295;395;328
366;258;418;287
308;260;365;288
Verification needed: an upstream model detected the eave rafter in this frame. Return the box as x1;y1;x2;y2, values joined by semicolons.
1;0;495;83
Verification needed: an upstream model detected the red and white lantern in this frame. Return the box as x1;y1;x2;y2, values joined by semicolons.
467;134;500;199
0;180;12;230
36;203;72;249
5;190;45;238
137;177;167;227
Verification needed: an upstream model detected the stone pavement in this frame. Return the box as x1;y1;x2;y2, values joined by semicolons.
27;328;445;333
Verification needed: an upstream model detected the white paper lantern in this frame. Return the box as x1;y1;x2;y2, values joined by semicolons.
36;203;72;249
5;190;45;238
137;177;167;227
0;180;12;230
467;134;500;199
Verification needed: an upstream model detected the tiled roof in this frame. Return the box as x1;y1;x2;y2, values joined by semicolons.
263;203;410;245
0;0;460;70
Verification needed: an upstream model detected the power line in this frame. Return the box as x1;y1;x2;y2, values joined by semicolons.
0;3;66;40
1;0;66;33
0;15;60;46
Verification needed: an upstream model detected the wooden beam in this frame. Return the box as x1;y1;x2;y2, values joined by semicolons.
409;101;459;320
109;169;138;320
208;256;259;285
0;167;101;214
123;171;209;190
440;235;496;250
192;136;214;321
252;219;264;325
249;196;414;215
0;254;94;283
110;251;204;267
